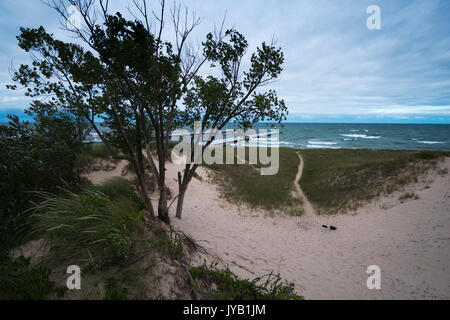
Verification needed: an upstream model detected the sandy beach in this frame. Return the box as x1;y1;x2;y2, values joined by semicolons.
84;156;450;299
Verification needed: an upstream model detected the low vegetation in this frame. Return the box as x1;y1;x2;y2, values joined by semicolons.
3;174;299;300
206;147;302;212
299;149;448;214
190;263;302;300
1;177;178;300
0;253;55;299
207;147;448;216
75;143;112;168
28;178;146;267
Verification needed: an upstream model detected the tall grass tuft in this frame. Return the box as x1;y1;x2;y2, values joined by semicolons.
28;178;146;266
93;177;146;210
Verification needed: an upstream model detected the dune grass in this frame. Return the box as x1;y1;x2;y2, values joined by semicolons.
206;147;447;215
1;178;152;300
28;177;146;266
22;176;196;299
206;147;302;212
76;143;112;168
299;149;447;214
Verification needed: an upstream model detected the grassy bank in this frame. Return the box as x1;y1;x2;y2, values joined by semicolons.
206;147;448;215
206;147;303;215
299;149;448;214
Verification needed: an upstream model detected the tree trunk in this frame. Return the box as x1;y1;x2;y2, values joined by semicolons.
157;156;170;223
138;181;155;219
133;159;155;220
175;163;198;219
158;187;170;223
175;185;186;219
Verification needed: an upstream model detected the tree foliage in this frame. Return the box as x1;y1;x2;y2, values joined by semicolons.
0;106;89;249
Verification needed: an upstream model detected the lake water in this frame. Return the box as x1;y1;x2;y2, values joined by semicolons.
3;121;449;151
242;123;450;151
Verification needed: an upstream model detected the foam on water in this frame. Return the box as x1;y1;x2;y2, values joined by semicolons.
307;140;338;145
416;141;445;144
307;144;341;149
340;134;381;139
278;141;294;145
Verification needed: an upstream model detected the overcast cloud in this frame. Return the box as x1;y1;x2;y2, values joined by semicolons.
1;0;449;123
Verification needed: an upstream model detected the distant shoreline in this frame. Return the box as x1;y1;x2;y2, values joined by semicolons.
3;121;450;125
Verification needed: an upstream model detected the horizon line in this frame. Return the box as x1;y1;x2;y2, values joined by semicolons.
2;120;450;125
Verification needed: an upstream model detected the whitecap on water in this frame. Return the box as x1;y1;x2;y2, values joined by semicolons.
307;144;341;149
416;141;445;144
340;134;381;139
307;140;338;145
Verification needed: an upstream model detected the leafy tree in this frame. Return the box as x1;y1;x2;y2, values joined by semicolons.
176;30;287;218
8;0;287;222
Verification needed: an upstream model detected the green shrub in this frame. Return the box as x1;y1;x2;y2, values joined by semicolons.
190;264;302;300
149;228;184;261
0;253;54;299
168;231;184;261
0;111;88;251
103;277;128;300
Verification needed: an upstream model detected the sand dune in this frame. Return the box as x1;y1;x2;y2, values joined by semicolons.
168;158;450;299
84;156;450;299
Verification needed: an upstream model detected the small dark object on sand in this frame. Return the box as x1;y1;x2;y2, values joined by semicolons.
322;225;328;228
330;225;337;230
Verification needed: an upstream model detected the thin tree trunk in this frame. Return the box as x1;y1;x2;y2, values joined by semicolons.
136;178;154;218
132;158;155;219
157;148;170;223
175;185;186;219
158;186;170;223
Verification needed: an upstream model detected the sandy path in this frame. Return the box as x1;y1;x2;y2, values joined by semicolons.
294;152;316;217
82;160;129;185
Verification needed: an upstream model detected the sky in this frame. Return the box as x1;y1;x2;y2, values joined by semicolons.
0;0;449;123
